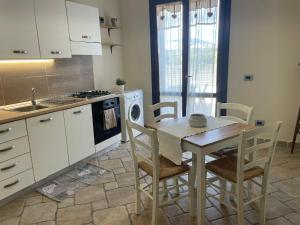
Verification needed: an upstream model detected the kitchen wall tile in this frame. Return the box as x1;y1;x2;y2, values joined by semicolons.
45;56;93;76
0;78;5;106
2;76;49;104
0;56;94;105
0;62;46;78
47;74;84;95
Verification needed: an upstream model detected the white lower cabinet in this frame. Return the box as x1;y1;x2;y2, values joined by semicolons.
0;169;34;200
64;105;95;165
27;111;69;181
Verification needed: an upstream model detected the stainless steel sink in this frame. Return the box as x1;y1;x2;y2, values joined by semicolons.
10;105;49;112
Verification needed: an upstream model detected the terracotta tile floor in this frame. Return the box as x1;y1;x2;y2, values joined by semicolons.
1;142;300;225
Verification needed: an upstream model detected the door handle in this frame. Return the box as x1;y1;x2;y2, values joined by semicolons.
1;163;17;171
50;51;62;55
185;75;192;78
3;180;19;189
13;50;28;54
40;118;53;123
0;128;12;134
0;146;15;153
73;110;83;115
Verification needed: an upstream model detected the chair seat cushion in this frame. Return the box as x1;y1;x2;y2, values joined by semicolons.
138;155;189;180
206;155;264;183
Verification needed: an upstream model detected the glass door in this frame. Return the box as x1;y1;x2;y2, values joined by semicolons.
187;0;219;116
156;1;185;116
150;0;229;117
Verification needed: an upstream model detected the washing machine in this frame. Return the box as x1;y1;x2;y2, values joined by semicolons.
120;90;144;142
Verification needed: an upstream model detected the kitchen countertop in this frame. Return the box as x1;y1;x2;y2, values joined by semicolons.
0;93;121;125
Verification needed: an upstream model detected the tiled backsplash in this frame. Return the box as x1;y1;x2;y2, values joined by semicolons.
0;56;94;105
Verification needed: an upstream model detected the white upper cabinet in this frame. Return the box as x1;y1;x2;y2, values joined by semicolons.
35;0;71;58
66;1;101;43
0;0;40;59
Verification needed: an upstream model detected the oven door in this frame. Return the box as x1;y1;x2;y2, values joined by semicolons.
92;97;121;145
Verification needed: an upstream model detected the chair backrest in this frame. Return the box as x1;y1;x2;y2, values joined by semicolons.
216;102;254;124
236;121;282;185
149;102;178;123
126;120;160;176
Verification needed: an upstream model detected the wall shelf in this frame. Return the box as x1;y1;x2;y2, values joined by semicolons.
101;42;123;54
100;25;122;37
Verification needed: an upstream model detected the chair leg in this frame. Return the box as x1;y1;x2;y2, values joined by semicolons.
152;177;159;225
259;176;269;225
174;178;180;195
188;169;196;217
236;185;245;225
162;180;168;197
230;184;236;201
134;169;142;215
220;179;226;202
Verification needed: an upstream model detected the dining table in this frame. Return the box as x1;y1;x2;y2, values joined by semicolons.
147;117;254;225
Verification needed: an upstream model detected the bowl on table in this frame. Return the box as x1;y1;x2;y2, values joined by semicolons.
189;114;207;128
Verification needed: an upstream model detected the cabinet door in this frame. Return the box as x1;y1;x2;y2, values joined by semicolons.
27;111;69;181
66;1;101;43
35;0;71;58
0;0;40;59
64;105;95;165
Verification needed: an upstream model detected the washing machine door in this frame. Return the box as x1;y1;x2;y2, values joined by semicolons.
128;102;141;122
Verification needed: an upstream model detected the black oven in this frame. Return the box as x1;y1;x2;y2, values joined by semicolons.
92;97;121;145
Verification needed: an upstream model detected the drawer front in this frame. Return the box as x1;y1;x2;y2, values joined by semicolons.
0;137;30;163
0;120;27;143
0;153;32;181
0;169;34;200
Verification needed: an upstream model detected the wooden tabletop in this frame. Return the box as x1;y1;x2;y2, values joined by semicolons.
184;123;254;147
147;120;255;148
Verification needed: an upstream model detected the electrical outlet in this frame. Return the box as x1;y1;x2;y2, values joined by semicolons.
243;74;254;81
255;120;265;126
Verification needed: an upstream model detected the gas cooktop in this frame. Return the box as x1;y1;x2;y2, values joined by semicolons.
70;90;112;99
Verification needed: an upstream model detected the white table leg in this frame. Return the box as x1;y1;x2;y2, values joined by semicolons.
196;151;206;225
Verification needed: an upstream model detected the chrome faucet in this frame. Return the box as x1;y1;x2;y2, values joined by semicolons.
31;88;36;106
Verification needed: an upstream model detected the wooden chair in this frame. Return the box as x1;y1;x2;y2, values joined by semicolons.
149;101;188;192
212;102;254;157
149;102;178;123
126;120;195;225
291;106;300;153
205;121;282;225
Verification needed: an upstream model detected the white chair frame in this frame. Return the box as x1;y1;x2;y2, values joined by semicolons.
149;102;178;123
126;120;196;225
216;102;254;124
206;121;282;225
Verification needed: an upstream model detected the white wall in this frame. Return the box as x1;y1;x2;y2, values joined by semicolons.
70;0;124;90
121;0;300;142
228;0;300;141
120;0;153;122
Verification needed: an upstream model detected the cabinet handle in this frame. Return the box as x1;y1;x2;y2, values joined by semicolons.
39;118;53;123
1;163;17;171
73;110;83;115
0;146;15;153
0;128;12;134
82;35;91;39
3;180;19;189
13;50;28;54
50;51;62;55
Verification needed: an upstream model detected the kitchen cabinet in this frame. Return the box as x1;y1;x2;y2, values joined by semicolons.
34;0;71;58
66;1;102;55
64;105;95;165
0;0;40;59
0;169;35;200
27;111;69;181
